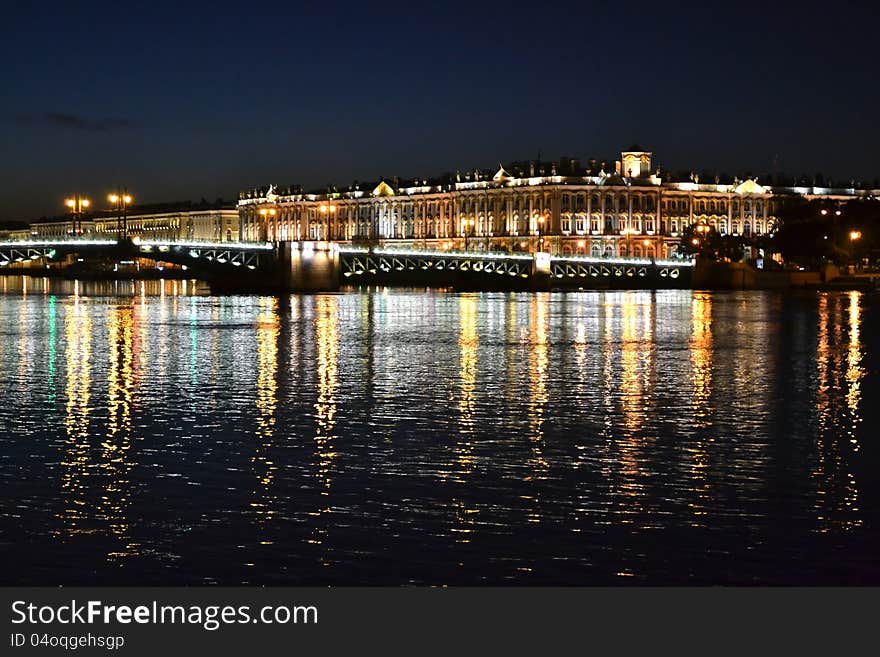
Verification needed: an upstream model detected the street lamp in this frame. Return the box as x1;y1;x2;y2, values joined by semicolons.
537;215;545;252
258;207;277;241
464;218;475;251
108;189;133;239
848;230;863;270
64;195;90;236
319;203;336;240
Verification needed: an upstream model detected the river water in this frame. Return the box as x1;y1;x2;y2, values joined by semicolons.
0;276;877;584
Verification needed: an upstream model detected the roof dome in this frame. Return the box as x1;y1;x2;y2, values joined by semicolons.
372;180;395;197
734;179;766;195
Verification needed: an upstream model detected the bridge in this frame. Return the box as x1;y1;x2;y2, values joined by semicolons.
0;238;273;266
0;238;694;291
337;245;692;289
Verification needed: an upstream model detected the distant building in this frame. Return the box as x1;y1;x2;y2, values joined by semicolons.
239;147;879;259
21;204;239;242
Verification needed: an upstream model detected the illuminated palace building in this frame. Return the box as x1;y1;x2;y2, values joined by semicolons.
239;147;877;258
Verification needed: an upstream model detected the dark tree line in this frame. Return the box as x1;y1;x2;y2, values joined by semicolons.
770;198;880;267
679;198;880;268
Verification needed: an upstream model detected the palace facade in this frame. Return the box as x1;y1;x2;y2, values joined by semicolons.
238;148;878;259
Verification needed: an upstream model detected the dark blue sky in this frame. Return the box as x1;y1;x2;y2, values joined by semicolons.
2;0;878;221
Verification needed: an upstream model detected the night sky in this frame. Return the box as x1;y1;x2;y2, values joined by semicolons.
2;0;879;222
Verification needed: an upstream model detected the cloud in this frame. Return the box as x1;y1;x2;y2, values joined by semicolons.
15;112;135;132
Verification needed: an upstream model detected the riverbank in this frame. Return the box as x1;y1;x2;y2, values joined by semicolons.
693;261;879;291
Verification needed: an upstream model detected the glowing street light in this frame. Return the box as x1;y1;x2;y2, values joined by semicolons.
64;195;91;236
850;230;862;241
108;188;133;239
258;207;277;241
319;203;336;240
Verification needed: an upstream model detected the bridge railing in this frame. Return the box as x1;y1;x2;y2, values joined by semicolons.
134;239;274;251
0;239;119;247
338;244;694;268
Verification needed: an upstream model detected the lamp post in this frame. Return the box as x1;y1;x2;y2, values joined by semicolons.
464;218;475;251
849;230;862;269
693;222;710;257
422;208;428;250
64;195;91;237
537;215;545;252
108;189;133;240
258;207;277;241
319;203;336;241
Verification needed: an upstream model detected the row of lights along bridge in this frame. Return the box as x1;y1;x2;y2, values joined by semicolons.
64;188;133;238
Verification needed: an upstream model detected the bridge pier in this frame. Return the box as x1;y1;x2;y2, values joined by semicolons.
531;253;553;291
274;241;340;292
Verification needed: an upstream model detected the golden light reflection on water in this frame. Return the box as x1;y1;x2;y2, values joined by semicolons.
102;304;138;559
309;296;340;557
456;296;478;478
522;294;550;525
448;295;480;544
846;292;864;435
611;293;657;526
58;296;92;537
686;293;714;525
813;292;862;532
251;297;279;526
